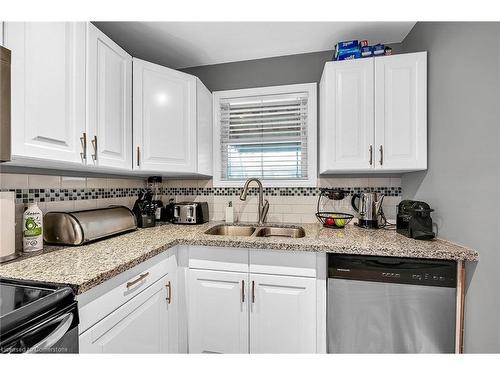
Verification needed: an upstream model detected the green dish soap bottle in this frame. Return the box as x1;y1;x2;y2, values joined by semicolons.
23;202;43;252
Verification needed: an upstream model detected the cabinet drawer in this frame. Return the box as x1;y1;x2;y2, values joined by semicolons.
188;246;248;273
78;250;177;333
249;249;317;278
79;275;170;353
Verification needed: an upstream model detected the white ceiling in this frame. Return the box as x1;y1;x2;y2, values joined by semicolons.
93;22;415;69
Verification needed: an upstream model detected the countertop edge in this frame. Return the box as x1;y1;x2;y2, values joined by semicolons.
0;223;479;294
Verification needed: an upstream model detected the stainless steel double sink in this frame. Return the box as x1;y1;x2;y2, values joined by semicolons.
205;224;306;239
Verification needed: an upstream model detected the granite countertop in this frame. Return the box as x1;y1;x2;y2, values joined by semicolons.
0;222;478;294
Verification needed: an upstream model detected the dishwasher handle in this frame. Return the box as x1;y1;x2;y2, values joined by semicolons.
364;259;407;267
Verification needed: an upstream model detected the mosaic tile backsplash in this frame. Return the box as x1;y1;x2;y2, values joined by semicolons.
2;185;401;204
8;187;144;204
163;186;401;198
162;177;402;225
1;173;402;249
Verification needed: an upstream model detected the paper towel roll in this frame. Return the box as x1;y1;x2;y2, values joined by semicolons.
0;192;16;260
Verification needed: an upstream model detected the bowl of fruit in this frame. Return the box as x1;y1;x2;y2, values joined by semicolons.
315;212;354;229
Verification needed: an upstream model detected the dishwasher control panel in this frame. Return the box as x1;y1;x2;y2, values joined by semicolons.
329;255;457;287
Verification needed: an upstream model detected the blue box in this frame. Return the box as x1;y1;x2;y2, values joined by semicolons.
361;46;373;57
336;48;361;61
336;40;359;51
373;44;385;56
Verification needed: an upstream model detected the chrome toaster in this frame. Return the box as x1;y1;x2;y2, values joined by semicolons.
172;202;209;224
44;206;137;245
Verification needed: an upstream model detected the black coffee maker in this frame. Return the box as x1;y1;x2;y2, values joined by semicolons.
396;200;435;240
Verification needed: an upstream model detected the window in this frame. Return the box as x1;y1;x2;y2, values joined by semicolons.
213;83;317;187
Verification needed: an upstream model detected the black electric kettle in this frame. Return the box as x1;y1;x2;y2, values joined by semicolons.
351;192;385;229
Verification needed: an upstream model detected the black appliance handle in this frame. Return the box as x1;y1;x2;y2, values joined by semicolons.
351;193;360;212
25;312;74;353
408;208;434;213
363;259;407;267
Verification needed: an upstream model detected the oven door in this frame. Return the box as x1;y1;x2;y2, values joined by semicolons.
1;302;79;354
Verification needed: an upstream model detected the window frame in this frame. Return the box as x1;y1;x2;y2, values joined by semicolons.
212;83;317;187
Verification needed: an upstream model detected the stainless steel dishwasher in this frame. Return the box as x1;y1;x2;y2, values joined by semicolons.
327;255;456;353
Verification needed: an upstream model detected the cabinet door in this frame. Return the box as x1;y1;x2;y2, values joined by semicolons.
4;22;86;164
374;52;427;171
87;24;132;170
320;59;374;173
250;274;316;353
188;269;248;353
133;58;197;173
79;275;172;353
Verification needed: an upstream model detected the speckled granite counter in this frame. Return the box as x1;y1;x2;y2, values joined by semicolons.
0;222;478;294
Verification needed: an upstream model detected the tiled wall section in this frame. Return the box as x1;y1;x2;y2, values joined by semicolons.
1;173;401;249
162;177;402;225
0;173;146;251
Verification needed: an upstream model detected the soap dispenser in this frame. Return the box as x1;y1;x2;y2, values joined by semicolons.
225;201;234;223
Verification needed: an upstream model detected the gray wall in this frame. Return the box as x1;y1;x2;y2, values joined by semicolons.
181;44;403;91
182;29;500;352
401;22;500;352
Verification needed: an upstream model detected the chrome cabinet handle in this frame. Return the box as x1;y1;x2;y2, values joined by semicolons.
136;146;140;167
251;280;255;303
369;145;373;165
166;281;172;304
241;280;245;303
126;272;149;289
91;135;97;162
379;145;383;166
80;132;87;163
26;312;73;353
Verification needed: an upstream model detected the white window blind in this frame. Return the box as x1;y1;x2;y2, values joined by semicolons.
220;92;309;181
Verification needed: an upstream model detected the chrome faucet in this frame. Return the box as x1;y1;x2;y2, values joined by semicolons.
239;178;269;225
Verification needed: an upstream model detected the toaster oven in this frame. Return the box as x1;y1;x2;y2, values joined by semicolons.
172;202;209;224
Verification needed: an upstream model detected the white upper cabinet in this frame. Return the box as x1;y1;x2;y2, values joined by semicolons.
4;22;86;164
87;23;132;170
374;52;427;171
133;58;212;175
249;274;317;353
320;52;427;174
4;22;211;176
320;58;374;173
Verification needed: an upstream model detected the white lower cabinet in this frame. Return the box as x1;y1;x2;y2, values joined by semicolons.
250;274;316;353
187;248;319;353
79;247;320;354
188;269;249;354
78;250;178;354
79;275;172;353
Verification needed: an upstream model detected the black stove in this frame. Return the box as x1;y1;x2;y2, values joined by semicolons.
0;279;79;353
